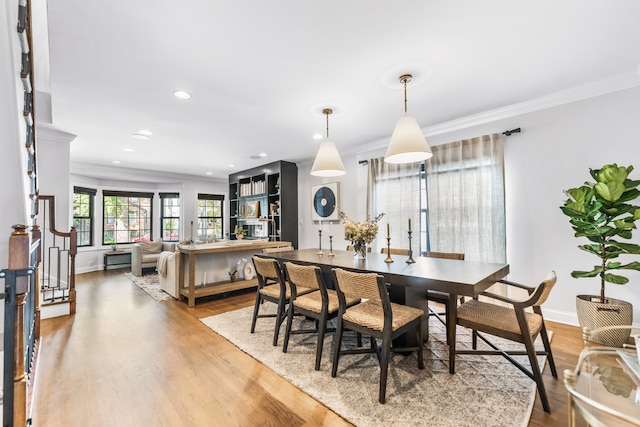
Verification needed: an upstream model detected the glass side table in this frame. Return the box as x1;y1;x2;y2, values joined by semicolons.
565;347;640;426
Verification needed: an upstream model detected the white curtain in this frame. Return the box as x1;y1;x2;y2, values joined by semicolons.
424;133;505;263
367;158;421;253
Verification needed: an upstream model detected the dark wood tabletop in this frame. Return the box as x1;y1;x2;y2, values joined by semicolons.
258;248;509;297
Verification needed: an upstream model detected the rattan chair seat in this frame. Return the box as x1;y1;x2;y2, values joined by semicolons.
260;283;314;300
457;299;543;336
343;300;423;332
294;289;359;314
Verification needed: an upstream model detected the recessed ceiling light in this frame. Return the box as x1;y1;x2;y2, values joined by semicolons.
138;129;153;136
205;172;213;175
123;148;134;152
132;134;149;140
112;160;121;164
313;133;323;140
249;155;261;160
259;152;267;157
173;90;191;99
228;164;235;168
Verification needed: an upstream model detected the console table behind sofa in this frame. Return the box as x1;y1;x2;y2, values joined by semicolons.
178;240;293;306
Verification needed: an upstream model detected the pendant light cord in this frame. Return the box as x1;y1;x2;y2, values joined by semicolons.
403;79;408;114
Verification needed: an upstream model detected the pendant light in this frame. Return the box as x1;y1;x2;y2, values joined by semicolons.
384;74;432;164
310;108;346;177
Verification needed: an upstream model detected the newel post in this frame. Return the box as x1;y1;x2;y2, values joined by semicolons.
8;224;29;427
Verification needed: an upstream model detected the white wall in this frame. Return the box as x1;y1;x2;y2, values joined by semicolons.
296;87;640;326
0;0;30;270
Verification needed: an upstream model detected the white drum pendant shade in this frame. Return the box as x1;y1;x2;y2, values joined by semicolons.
311;139;346;176
384;115;432;164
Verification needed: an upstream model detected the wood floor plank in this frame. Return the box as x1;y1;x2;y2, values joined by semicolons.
32;269;586;426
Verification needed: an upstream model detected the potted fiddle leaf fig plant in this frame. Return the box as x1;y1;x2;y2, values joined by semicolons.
560;163;640;346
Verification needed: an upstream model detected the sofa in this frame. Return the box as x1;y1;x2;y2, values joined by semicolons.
157;250;180;298
131;239;176;276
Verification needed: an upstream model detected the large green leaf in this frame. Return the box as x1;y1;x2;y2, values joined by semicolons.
571;269;601;278
578;244;603;256
609;241;640;254
619;261;640;271
603;273;629;284
595;181;625;202
596;164;630;184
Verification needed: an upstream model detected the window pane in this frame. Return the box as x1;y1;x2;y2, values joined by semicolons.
103;193;153;244
73;190;94;247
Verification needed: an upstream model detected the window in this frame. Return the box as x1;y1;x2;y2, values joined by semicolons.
197;194;224;240
368;158;422;253
160;193;180;242
73;186;96;247
102;191;153;244
424;134;505;263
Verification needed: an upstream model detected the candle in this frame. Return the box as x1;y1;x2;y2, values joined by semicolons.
319;219;322;232
329;221;333;236
408;218;412;232
387;223;390;238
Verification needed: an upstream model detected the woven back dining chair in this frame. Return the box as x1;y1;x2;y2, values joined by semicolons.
424;251;465;343
452;271;558;413
331;268;424;404
250;256;293;346
380;247;409;255
282;262;359;370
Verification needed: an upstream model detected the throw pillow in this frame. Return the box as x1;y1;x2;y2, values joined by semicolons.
142;238;162;254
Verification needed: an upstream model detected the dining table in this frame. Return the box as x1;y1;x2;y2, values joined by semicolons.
258;248;510;373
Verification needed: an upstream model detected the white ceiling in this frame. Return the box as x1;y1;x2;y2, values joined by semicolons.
44;0;640;180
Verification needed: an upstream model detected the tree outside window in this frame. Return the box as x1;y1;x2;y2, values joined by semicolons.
160;193;180;241
197;194;224;240
103;191;153;244
73;187;96;247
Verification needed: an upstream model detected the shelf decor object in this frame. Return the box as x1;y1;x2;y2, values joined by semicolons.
384;74;433;164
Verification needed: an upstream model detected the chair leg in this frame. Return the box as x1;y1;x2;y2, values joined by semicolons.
539;323;558;378
250;291;262;333
416;318;424;369
273;298;287;346
315;313;327;371
282;303;295;353
379;335;391;404
331;319;344;378
523;331;551;413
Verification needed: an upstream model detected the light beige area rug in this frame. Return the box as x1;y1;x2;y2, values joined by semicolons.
124;272;172;302
201;305;551;427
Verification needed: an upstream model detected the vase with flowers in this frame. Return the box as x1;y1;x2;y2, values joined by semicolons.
339;211;385;259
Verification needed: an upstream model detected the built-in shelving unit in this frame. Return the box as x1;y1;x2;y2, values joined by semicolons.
229;160;298;248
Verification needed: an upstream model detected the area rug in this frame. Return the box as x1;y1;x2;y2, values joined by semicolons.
124;272;172;302
201;305;551;427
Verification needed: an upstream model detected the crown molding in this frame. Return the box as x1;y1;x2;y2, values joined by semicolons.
35;122;77;144
423;72;640;137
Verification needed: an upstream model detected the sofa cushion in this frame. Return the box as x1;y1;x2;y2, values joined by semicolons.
141;238;163;254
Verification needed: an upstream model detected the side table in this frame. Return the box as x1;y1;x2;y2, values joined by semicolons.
564;347;640;426
104;250;132;271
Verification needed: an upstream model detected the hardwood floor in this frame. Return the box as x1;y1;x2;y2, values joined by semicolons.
32;269;586;426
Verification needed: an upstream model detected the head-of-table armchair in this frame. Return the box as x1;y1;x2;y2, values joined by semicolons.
453;270;558;413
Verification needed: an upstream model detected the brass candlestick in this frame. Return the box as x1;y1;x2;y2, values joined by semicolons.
384;237;393;263
328;235;334;257
317;229;323;256
406;231;415;264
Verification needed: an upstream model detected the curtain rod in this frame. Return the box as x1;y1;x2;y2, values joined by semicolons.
502;127;521;136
